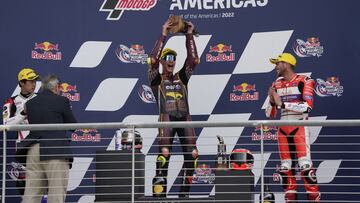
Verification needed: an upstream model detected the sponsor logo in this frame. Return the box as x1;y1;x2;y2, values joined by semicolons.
32;41;62;60
100;0;157;21
206;43;235;62
170;0;269;10
192;164;215;184
293;37;323;57
274;164;302;182
72;129;101;142
7;162;26;181
273;172;281;182
116;44;148;64
230;83;258;101
304;95;313;100
252;126;277;141
31;42;62;61
165;84;181;90
166;92;183;100
281;95;301;101
138;84;156;103
315;76;343;97
59;83;80;101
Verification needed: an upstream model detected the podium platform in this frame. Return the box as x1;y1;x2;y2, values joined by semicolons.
95;150;144;202
215;169;254;203
137;196;215;203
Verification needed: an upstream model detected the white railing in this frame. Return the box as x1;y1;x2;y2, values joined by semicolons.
1;119;360;203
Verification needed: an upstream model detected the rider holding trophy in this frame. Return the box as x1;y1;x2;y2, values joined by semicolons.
147;16;200;198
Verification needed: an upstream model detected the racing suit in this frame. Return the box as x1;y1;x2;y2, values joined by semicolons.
148;33;199;196
2;92;37;196
3;92;37;144
265;74;320;202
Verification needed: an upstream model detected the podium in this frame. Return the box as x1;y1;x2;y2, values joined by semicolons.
138;196;215;203
215;169;254;202
95;150;144;202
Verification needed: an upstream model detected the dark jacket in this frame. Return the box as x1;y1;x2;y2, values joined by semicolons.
17;89;77;163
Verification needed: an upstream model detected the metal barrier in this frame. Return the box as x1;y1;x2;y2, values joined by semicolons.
1;120;360;202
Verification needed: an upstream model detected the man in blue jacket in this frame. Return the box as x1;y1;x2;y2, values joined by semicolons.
21;74;77;203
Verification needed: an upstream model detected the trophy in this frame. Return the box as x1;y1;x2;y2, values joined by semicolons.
168;15;199;37
216;135;228;169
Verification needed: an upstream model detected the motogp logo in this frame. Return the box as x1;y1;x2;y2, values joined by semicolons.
100;0;157;21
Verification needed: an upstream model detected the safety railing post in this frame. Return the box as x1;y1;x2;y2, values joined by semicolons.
260;124;264;203
2;129;7;203
131;125;135;203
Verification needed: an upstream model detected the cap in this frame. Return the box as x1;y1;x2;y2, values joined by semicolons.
270;53;297;67
160;48;177;60
18;68;39;81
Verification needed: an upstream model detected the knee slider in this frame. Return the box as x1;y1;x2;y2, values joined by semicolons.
302;168;318;185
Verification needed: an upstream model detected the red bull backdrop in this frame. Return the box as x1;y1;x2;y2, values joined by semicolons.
1;0;360;202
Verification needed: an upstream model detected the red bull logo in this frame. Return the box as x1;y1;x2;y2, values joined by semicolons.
60;83;80;101
59;83;77;93
230;83;259;102
206;43;235;62
32;41;62;60
252;126;277;141
130;44;145;54
209;43;232;53
254;125;278;132
193;164;215;184
327;76;339;84
34;41;59;51
307;37;320;46
233;83;256;93
72;129;101;142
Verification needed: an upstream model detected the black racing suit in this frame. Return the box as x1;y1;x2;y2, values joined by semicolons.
148;33;199;196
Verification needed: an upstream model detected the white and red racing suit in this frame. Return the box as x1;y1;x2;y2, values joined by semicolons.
3;92;36;196
265;74;320;202
3;93;37;145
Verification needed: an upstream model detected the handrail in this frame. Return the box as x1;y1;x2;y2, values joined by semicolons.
2;119;360;203
1;119;360;132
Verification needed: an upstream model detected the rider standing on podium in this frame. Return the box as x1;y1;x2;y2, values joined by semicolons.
265;53;320;202
147;18;200;197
